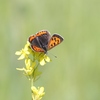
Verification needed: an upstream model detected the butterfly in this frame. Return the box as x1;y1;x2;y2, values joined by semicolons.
28;30;64;53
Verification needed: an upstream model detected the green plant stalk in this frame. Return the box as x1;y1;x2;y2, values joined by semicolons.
31;78;34;100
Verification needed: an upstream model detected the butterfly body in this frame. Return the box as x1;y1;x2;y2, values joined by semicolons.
28;30;63;53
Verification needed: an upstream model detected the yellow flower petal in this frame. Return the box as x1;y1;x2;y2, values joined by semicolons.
40;59;46;66
45;56;51;62
38;87;45;96
18;54;25;60
31;86;38;95
15;51;22;55
16;67;25;71
31;86;45;98
25;59;31;67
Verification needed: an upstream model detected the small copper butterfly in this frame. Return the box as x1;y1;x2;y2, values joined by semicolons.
28;30;64;53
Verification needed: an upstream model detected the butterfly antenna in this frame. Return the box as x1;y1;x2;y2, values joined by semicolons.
47;52;57;58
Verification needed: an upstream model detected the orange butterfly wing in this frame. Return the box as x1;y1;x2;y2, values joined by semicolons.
28;30;50;43
28;35;35;43
31;45;45;52
36;30;49;37
48;34;64;50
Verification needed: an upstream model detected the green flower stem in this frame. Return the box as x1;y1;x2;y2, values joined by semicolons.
31;78;34;100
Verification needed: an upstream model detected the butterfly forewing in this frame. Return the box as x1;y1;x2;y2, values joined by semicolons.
48;34;64;50
37;30;51;47
36;30;50;37
28;35;35;43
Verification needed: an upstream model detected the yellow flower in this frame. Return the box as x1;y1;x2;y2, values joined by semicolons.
15;41;31;60
15;41;51;80
31;86;45;100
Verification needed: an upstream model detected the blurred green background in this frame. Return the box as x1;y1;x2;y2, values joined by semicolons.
0;0;100;100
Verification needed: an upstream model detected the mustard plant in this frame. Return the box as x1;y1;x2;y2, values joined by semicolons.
15;41;51;100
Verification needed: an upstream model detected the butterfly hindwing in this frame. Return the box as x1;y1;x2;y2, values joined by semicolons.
31;45;45;52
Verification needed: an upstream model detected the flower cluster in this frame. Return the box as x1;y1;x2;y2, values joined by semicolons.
15;41;51;100
31;86;45;100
